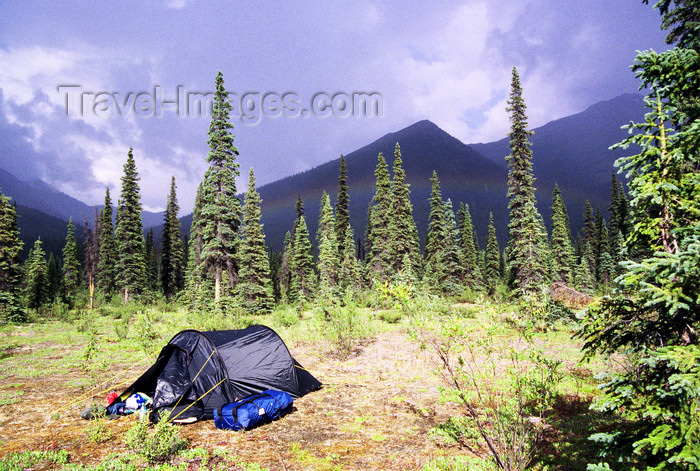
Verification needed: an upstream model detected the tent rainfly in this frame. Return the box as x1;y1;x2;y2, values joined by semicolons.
113;325;321;423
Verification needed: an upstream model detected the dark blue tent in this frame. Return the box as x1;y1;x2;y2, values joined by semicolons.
115;325;321;423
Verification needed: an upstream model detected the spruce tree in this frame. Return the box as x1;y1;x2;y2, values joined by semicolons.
573;255;595;294
289;215;316;302
293;195;305;236
185;184;205;300
62;218;81;305
46;252;61;303
367;153;393;281
550;185;575;284
115;147;146;302
83;216;98;309
388;143;421;276
278;231;292;303
338;225;362;291
0;193;24;322
24;239;48;310
459;202;480;287
425;171;446;272
363;202;373;262
317;191;339;298
505;67;549;294
579;5;700;463
161;176;184;299
200;71;241;301
335;155;350;256
237;168;273;313
145;229;158;291
440;199;463;293
97;188;117;296
484;212;500;296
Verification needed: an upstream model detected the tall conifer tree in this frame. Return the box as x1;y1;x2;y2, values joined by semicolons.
388;143;421;276
145;229;158;291
83;216;98;309
237;168;273;313
338;226;362;291
550;185;575;284
505;67;549;294
97;188;117;296
185;184;205;300
200;71;241;301
459;202;480;286
335;155;350;256
115;147;146;302
25;239;48;310
289;215;316;302
484;212;501;296
0;193;24;322
62;218;81;305
367;153;393;281
317;191;339;297
161;176;184;298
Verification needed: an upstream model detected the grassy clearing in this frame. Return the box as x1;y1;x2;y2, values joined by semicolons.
0;297;610;470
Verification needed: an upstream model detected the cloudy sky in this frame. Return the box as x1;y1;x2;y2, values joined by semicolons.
0;1;669;213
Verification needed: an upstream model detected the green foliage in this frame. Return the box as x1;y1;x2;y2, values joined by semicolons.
367;152;393;281
411;315;562;471
316;191;339;300
124;413;188;463
289;215;316;303
505;67;550;295
318;291;372;359
115;148;146;302
424;173;461;294
459;202;481;288
578;6;700;468
0;450;69;470
550;185;575;285
23;239;48;310
62;218;81;305
237;169;274;313
335;154;350;256
484;213;501;296
200;71;241;301
388;143;421;276
375;279;415;313
0;193;24;323
422;455;499;471
97;188;118;296
161;177;184;299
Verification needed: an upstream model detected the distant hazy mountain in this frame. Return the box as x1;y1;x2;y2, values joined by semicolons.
0;168;165;241
470;93;644;220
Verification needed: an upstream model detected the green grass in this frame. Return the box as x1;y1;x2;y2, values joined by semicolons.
0;295;611;470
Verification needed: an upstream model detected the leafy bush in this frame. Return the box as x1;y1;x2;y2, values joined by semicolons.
410;315;563;471
318;292;372;359
124;414;188;463
273;306;299;328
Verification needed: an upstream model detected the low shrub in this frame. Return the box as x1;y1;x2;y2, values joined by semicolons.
124;414;188;463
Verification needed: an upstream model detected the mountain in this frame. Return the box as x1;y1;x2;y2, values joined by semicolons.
1;93;645;258
256;119;509;251
470;93;645;228
0;168;165;241
256;94;645;252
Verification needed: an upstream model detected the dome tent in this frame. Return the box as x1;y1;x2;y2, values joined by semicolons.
114;325;321;423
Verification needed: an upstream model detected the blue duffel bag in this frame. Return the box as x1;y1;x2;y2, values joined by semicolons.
213;390;293;431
